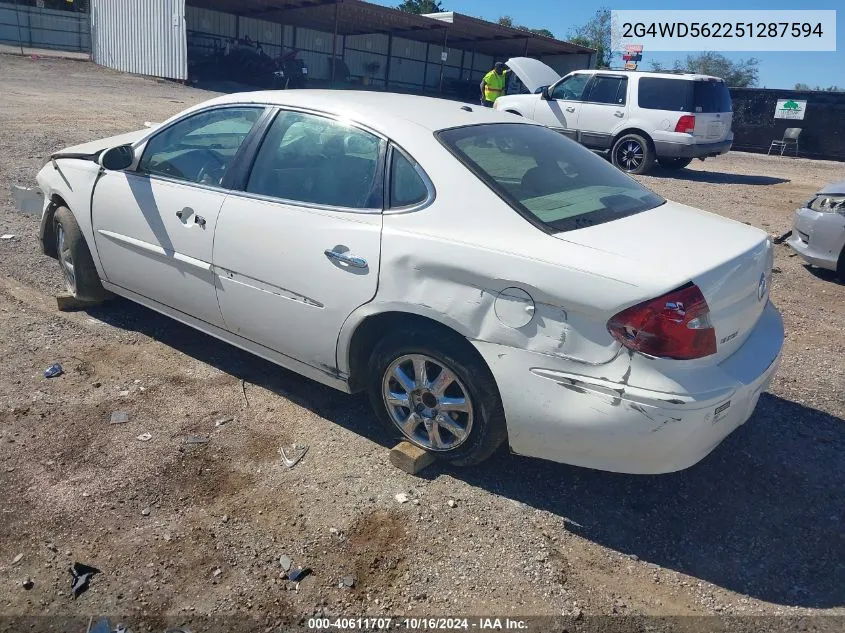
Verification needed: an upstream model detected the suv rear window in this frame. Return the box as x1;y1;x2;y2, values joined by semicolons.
437;123;664;233
638;77;732;113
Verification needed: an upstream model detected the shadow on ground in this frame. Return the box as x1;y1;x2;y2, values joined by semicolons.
804;265;844;285
87;299;845;609
650;168;790;186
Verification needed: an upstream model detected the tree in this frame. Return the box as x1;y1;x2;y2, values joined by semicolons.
397;0;444;14
650;52;759;87
568;8;612;68
794;83;843;92
497;15;555;39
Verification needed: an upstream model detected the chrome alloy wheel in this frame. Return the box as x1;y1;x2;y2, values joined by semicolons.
616;139;644;171
381;354;473;451
56;224;76;294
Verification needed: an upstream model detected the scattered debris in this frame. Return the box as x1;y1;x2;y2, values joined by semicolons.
12;184;44;215
141;507;151;517
212;568;222;578
46;543;58;553
183;435;210;445
1;234;15;240
221;514;229;524
136;433;152;442
389;441;436;474
119;390;130;397
341;575;356;588
69;561;101;599
88;618;113;633
287;567;311;582
240;379;249;408
91;381;102;388
215;416;234;427
110;411;130;425
279;554;292;572
772;266;782;273
22;578;34;590
43;363;63;378
447;499;457;508
395;493;410;504
12;553;23;564
279;443;308;468
773;229;792;244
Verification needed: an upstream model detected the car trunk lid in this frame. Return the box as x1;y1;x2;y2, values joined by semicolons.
555;201;773;362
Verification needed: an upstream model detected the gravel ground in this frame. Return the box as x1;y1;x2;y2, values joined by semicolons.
0;55;843;631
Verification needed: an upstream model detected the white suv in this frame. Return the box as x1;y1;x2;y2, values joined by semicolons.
494;58;734;175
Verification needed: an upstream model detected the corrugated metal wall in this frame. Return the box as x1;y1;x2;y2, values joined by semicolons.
91;0;187;80
0;1;90;52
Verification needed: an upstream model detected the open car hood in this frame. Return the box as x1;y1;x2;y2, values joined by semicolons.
505;57;561;93
51;128;150;161
818;180;845;195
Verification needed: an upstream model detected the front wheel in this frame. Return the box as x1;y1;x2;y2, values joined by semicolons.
53;206;108;302
657;157;693;170
612;133;655;175
366;325;507;466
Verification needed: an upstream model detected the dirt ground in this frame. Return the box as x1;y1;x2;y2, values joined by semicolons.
0;55;843;631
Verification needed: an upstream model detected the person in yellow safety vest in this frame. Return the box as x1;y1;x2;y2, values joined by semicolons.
480;62;509;107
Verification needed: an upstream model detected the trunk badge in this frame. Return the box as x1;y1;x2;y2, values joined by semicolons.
757;273;768;301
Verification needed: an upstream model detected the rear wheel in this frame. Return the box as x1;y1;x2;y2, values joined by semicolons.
612;133;654;175
53;206;107;302
657;157;693;170
366;325;507;466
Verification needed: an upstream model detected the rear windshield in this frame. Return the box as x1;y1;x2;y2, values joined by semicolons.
436;124;664;233
638;77;732;113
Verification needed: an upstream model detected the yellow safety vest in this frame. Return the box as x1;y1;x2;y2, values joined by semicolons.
483;70;508;102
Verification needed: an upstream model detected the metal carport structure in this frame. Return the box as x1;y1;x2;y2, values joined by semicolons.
183;0;595;93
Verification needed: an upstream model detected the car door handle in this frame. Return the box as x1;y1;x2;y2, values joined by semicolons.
614;111;624;117
565;106;576;113
324;249;367;269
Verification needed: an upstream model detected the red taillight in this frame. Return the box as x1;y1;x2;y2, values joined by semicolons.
607;283;716;360
674;114;696;134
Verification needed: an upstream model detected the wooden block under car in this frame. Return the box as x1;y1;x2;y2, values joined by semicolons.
56;293;101;311
389;441;436;474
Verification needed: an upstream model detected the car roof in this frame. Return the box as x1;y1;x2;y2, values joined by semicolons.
190;90;533;137
585;69;723;82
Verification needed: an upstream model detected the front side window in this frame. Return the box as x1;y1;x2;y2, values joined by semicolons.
389;149;428;208
246;111;384;209
586;76;627;105
437;123;664;233
138;107;262;186
551;74;591;101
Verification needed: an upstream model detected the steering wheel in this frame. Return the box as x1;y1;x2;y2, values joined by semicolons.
195;149;228;186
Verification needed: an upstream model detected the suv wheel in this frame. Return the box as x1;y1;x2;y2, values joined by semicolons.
612;133;654;175
658;157;693;170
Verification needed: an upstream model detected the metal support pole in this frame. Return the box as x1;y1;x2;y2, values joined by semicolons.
423;42;430;94
438;28;448;95
384;32;393;90
523;37;529;56
13;0;24;55
330;1;339;86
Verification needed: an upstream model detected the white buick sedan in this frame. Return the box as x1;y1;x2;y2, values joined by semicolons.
35;91;783;473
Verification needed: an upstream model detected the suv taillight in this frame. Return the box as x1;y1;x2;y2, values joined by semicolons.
607;283;717;360
674;115;696;134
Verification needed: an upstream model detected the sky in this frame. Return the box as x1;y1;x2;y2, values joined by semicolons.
373;0;844;89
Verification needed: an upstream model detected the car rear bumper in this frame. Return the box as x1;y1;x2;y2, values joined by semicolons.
786;207;845;271
654;138;732;159
473;301;784;474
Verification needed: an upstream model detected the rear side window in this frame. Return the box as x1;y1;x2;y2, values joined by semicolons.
390;150;428;208
586;76;627;105
246;111;384;209
437;123;664;233
638;77;731;113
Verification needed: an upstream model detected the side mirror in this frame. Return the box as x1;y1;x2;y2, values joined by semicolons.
100;144;134;171
539;86;551;100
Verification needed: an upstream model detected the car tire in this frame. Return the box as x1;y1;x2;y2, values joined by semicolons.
366;324;507;466
657;157;693;170
53;206;108;302
837;247;845;283
612;133;655;175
